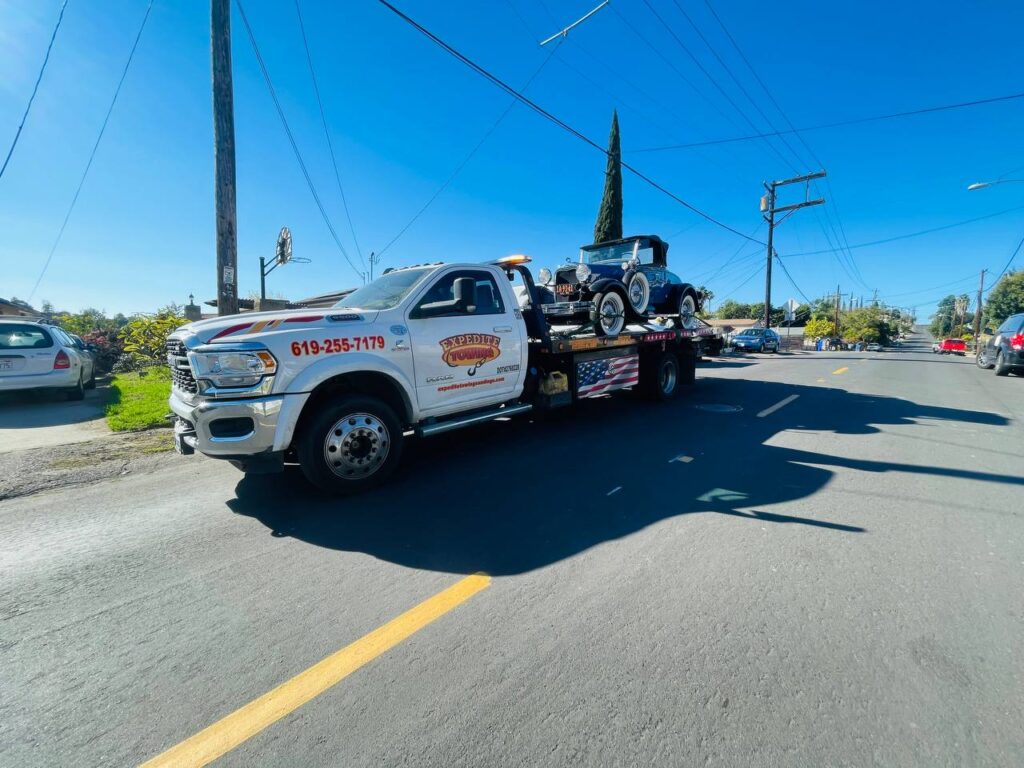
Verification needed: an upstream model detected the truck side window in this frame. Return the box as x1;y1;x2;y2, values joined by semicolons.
411;270;506;318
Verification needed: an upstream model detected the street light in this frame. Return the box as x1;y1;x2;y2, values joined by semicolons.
967;179;1024;191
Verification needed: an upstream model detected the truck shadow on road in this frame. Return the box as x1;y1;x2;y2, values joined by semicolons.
228;379;1013;576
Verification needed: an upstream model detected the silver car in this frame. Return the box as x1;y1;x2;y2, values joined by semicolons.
0;320;96;400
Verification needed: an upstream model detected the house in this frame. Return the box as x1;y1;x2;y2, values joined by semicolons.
0;297;39;317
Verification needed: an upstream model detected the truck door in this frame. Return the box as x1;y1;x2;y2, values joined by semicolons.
405;267;524;416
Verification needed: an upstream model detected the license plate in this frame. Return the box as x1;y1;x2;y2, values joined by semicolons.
555;283;575;296
0;361;12;370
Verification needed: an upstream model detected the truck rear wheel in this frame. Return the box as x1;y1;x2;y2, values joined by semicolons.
297;395;404;494
642;351;680;402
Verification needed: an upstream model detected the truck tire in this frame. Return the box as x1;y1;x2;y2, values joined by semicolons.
297;395;404;494
642;351;680;402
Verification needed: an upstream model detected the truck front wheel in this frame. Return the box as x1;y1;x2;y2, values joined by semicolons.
297;396;404;494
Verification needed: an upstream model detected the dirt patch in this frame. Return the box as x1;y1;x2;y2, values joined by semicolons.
0;429;177;501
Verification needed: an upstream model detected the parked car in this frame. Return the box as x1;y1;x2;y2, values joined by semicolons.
976;312;1024;376
866;342;882;352
931;341;941;353
937;338;967;356
535;234;703;336
0;320;96;400
732;328;780;353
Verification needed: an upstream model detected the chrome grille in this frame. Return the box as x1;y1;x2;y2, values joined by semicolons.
166;338;197;394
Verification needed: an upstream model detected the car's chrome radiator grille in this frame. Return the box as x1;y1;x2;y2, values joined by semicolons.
166;338;197;394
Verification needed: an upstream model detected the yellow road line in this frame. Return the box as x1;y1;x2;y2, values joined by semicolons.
832;367;849;375
141;573;491;768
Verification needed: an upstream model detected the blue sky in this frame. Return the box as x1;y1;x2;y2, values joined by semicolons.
2;0;1023;318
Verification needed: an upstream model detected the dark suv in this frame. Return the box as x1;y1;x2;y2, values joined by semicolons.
977;312;1024;376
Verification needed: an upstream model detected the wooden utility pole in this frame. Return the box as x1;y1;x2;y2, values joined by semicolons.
760;170;826;330
212;0;238;316
834;284;841;337
973;269;986;357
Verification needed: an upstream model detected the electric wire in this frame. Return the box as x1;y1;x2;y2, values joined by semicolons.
986;231;1024;287
27;0;153;302
785;205;1024;255
696;0;868;290
376;0;763;244
294;0;365;272
376;41;561;259
630;91;1024;153
634;0;799;174
1;0;68;181
235;0;362;280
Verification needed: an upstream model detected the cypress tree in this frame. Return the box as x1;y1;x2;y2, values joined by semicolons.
593;110;622;243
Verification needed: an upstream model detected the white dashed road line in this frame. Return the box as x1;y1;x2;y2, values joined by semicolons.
607;487;622;496
757;394;800;418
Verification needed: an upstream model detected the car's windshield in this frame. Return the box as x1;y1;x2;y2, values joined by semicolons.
0;324;52;349
334;267;433;310
581;240;654;265
737;329;763;337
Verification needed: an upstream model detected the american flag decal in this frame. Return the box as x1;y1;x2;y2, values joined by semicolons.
576;354;640;398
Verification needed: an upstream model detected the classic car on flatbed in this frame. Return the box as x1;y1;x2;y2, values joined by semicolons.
534;235;704;336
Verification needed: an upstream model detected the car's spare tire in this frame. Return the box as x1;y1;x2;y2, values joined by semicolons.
592;289;627;336
625;272;651;316
677;289;699;330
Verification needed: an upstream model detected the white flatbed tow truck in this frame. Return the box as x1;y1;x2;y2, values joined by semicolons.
167;256;716;493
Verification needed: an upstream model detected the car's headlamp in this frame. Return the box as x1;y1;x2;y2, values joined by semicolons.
538;267;552;284
576;263;592;283
189;349;277;389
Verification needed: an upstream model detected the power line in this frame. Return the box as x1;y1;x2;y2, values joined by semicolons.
785;205;1024;255
1;0;69;181
235;0;362;280
667;0;808;171
773;252;814;305
875;272;978;299
634;0;800;174
294;0;365;272
987;233;1019;286
697;1;869;292
375;0;762;244
27;0;153;302
376;41;561;259
630;90;1024;153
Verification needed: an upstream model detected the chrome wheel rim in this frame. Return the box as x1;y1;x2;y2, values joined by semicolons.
627;274;650;313
600;293;625;335
323;413;390;479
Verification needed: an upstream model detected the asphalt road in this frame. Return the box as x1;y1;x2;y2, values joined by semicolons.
2;334;1022;767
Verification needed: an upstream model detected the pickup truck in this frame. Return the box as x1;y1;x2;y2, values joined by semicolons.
167;256;715;494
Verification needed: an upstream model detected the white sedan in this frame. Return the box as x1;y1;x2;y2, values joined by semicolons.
0;320;96;400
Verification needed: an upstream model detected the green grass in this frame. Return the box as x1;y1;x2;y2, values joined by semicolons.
106;367;172;432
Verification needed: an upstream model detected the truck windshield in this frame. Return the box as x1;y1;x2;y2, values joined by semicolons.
334;267;433;310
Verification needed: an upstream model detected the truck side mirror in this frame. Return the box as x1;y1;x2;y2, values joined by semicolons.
453;277;475;313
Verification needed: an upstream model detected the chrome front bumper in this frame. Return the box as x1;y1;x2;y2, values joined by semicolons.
168;388;309;457
540;300;594;315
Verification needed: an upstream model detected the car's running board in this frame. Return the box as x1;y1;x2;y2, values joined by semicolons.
416;402;534;437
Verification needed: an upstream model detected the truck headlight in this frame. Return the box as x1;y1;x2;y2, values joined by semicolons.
538;267;552;284
189;349;277;389
576;263;592;283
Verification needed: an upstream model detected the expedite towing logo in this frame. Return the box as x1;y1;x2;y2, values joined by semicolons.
439;333;501;376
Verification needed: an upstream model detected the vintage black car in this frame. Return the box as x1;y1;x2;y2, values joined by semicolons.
534;235;703;336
